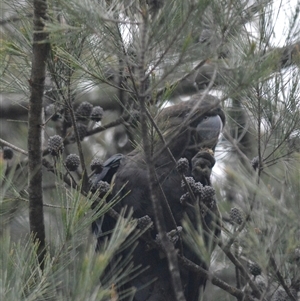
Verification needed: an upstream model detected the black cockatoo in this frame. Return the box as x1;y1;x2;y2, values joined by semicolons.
90;93;225;301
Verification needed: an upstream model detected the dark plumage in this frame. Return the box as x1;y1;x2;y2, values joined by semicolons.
91;153;124;184
90;94;225;301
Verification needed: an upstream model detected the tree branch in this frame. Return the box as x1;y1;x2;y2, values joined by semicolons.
269;254;297;301
2;40;300;120
28;0;49;268
137;7;186;301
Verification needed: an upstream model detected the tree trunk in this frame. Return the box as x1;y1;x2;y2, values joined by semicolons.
28;0;49;268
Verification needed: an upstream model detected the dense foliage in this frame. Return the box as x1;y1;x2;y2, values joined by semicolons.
0;1;299;300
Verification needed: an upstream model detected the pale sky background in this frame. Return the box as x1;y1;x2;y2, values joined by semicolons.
272;0;299;46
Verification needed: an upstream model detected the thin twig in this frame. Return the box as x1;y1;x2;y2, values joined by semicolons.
137;7;186;301
0;138;28;156
178;255;256;301
235;241;241;290
198;204;263;300
86;114;130;136
63;164;79;187
65;98;88;191
268;254;297;301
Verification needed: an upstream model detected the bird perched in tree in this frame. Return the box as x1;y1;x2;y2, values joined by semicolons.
90;93;225;301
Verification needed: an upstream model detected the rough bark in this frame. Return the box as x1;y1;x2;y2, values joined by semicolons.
28;0;49;268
